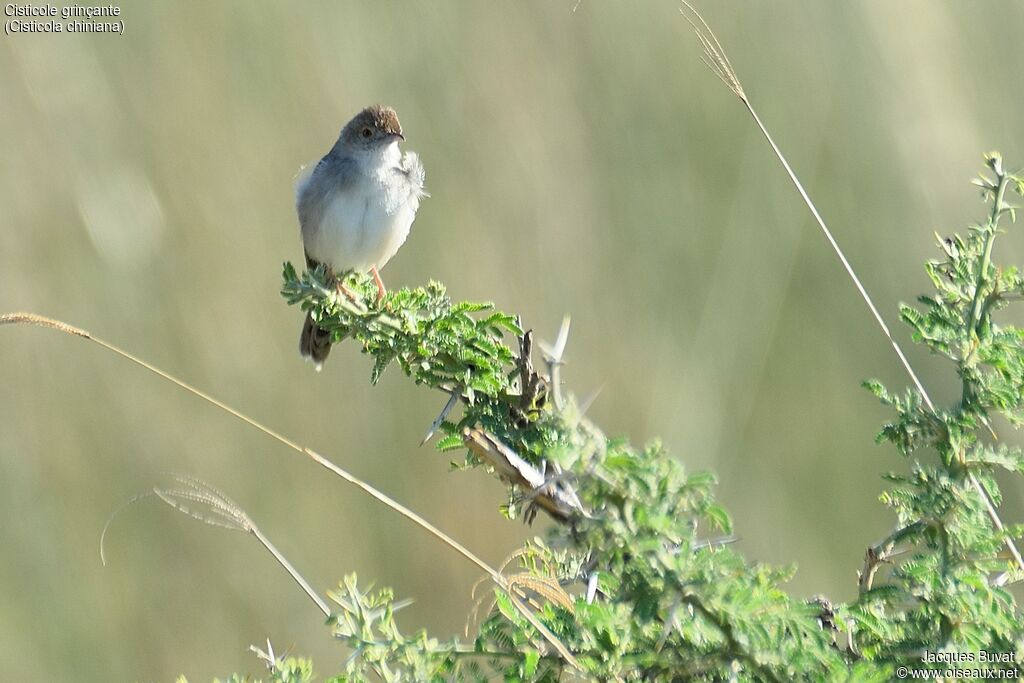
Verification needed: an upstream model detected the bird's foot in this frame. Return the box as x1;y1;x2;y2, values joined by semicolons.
334;280;358;304
371;266;387;305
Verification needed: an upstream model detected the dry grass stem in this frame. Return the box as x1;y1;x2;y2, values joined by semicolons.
155;474;332;618
678;4;1024;577
1;311;580;670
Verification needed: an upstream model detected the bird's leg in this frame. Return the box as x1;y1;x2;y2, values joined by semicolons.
330;269;358;304
370;266;387;303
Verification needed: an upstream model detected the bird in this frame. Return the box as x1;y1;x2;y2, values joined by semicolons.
295;105;427;370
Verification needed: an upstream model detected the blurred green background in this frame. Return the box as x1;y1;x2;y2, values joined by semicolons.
3;1;1024;679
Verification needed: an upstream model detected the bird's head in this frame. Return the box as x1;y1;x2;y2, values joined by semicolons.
339;105;405;153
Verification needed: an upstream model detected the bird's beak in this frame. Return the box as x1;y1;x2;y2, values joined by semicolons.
390;132;406;142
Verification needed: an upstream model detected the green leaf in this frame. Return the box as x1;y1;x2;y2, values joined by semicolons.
704;503;732;534
522;650;540;677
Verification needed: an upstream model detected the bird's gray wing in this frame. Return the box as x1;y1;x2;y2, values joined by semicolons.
297;153;359;269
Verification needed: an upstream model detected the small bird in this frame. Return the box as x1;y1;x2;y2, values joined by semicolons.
295;105;427;369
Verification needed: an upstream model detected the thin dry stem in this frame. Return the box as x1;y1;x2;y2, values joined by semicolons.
153;475;333;618
679;3;1024;577
100;492;156;566
2;312;580;670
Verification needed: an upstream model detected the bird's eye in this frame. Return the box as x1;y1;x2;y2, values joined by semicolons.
361;128;373;138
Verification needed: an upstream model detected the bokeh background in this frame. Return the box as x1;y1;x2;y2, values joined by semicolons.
3;1;1024;679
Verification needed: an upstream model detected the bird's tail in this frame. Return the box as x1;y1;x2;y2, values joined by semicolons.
299;312;332;371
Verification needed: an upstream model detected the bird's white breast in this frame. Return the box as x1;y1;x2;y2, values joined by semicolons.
303;149;422;274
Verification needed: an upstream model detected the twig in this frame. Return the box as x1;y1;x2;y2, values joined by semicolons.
463;426;586;522
251;639;280;672
517;329;547;415
858;539;895;594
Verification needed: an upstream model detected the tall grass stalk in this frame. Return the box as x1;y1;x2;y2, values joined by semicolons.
0;311;580;671
679;0;1024;577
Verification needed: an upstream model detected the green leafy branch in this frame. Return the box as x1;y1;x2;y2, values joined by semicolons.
851;154;1024;665
282;264;561;474
268;157;1024;680
280;261;857;680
